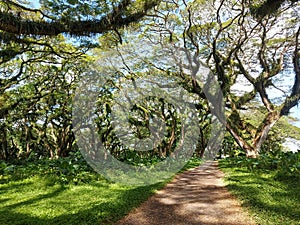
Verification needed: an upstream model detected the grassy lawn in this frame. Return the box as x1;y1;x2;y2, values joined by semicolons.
219;159;300;225
0;157;202;225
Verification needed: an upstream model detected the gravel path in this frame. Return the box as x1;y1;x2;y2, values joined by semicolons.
117;161;256;225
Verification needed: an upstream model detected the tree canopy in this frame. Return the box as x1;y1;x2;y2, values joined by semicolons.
0;0;300;161
95;0;299;157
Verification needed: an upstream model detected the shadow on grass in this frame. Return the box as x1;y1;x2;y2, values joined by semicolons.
0;181;164;225
0;158;203;225
0;182;31;194
221;166;300;224
3;185;66;211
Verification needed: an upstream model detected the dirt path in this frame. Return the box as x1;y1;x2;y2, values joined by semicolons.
117;161;256;225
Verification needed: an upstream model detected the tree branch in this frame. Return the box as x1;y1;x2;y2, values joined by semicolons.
281;25;300;115
0;0;161;36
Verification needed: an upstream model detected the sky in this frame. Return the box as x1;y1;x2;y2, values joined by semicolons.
30;0;40;7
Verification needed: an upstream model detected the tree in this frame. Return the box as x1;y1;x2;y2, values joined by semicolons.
0;34;88;160
186;0;300;157
214;1;299;157
0;0;164;160
1;0;299;161
79;46;196;163
84;8;223;160
116;0;299;158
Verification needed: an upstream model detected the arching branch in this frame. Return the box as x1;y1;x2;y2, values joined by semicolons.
0;0;161;36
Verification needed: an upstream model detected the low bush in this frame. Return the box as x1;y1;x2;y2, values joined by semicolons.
0;151;100;185
222;150;300;180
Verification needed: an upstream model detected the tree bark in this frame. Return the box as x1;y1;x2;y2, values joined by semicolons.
225;122;259;158
0;0;161;36
1;128;8;160
253;111;280;151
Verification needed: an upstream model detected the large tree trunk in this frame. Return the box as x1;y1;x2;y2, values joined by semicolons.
1;128;8;160
195;129;206;158
225;123;259;158
226;110;281;158
253;111;280;152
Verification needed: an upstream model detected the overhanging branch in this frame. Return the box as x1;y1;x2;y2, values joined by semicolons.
0;0;160;36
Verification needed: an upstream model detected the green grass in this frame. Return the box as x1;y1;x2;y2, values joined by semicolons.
0;157;202;225
0;175;165;225
219;159;300;225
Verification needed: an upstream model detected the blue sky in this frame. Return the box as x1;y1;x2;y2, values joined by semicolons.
28;0;39;7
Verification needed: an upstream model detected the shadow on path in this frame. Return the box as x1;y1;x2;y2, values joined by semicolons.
117;161;256;225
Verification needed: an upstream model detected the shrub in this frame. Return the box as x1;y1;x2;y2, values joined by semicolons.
222;150;300;179
0;151;102;185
